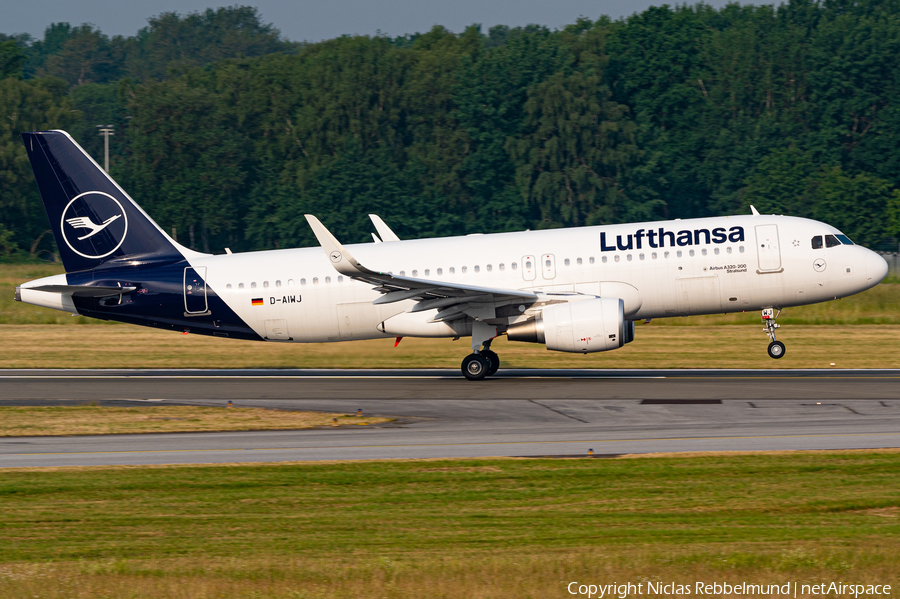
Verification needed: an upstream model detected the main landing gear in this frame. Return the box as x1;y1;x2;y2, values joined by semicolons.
461;321;501;381
762;308;786;359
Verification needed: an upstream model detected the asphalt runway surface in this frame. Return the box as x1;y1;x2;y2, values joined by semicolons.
1;369;899;467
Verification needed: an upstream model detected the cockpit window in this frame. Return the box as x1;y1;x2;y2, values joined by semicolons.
825;234;841;248
835;234;854;245
811;236;823;249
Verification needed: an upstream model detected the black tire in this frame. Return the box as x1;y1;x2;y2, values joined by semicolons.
481;350;500;376
767;340;786;359
462;353;490;381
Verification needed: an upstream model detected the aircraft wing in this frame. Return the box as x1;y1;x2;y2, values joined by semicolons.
305;215;537;322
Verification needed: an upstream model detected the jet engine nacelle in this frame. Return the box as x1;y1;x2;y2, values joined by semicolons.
507;297;632;353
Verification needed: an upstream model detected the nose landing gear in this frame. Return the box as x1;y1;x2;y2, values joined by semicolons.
762;308;786;359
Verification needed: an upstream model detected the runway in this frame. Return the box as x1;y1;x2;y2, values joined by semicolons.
1;369;899;467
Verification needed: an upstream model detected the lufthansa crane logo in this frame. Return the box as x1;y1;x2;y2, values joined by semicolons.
60;191;128;259
330;250;342;263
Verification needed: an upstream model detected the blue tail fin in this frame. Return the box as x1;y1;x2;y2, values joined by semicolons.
22;130;189;273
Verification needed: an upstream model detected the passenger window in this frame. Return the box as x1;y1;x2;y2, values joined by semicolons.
701;249;707;256
226;284;232;290
677;251;683;258
424;269;430;276
299;279;304;286
450;267;455;274
338;276;343;283
614;255;620;263
412;270;417;277
577;257;583;265
825;234;841;248
486;264;492;272
739;246;745;253
251;282;257;289
835;234;854;245
462;266;468;274
811;236;823;249
288;279;294;287
239;283;244;289
564;258;570;266
474;265;480;273
399;271;405;276
602;256;608;263
325;276;331;284
651;252;657;259
639;253;645;260
627;254;633;261
276;280;282;288
664;251;670;259
512;262;518;270
525;261;532;269
714;248;719;255
263;281;269;288
499;264;505;271
313;277;319;285
726;247;733;254
689;249;695;257
589;257;595;264
437;268;443;275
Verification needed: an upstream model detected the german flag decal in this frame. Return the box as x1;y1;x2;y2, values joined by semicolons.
251;298;264;306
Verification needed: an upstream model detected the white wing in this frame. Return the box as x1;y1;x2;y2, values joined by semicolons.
305;215;537;323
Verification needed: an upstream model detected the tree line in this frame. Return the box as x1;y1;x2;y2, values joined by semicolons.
2;1;900;261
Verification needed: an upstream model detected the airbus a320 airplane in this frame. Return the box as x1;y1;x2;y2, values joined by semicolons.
16;131;890;379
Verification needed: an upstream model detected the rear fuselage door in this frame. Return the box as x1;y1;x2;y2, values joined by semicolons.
755;224;782;273
184;266;209;315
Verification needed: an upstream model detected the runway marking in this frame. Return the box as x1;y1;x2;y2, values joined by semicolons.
5;431;900;458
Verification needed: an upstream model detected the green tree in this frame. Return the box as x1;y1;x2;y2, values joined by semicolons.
741;147;818;217
124;7;290;82
809;167;897;247
0;40;25;79
123;78;246;252
41;25;120;86
0;77;78;257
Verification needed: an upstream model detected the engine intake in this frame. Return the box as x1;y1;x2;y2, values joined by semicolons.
507;298;631;353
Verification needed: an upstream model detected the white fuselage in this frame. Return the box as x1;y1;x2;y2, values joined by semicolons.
182;214;885;343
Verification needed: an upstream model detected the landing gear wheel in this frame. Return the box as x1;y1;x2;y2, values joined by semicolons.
462;353;490;381
481;350;500;376
767;340;786;359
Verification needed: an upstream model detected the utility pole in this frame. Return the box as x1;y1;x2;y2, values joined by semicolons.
97;125;115;172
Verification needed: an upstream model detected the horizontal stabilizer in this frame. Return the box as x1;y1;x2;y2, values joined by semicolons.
29;284;137;297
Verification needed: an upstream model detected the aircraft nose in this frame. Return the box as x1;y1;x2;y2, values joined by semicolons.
866;250;889;285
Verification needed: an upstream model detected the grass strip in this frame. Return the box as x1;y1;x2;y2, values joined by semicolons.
0;405;390;436
1;324;899;369
0;452;899;597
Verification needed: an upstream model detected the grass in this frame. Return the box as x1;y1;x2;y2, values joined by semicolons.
1;452;899;597
0;405;390;436
1;324;899;369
